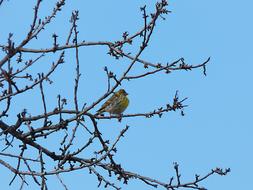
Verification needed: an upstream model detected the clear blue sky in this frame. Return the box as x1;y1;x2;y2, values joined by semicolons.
0;0;252;189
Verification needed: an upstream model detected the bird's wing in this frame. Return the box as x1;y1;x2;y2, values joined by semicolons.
96;92;119;113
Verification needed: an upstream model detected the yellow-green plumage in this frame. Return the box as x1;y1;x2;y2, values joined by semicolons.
97;89;129;115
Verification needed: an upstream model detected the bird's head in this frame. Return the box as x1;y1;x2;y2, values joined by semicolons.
118;89;128;96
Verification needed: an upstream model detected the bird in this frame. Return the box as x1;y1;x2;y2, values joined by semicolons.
96;89;129;115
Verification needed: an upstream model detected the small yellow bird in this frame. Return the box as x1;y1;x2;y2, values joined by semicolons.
96;89;129;115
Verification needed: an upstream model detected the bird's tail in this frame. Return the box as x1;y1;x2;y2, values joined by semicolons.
95;108;104;116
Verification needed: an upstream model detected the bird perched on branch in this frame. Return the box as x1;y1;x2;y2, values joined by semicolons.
96;89;129;115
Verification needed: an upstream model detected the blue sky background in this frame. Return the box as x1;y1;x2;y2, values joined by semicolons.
0;0;252;189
